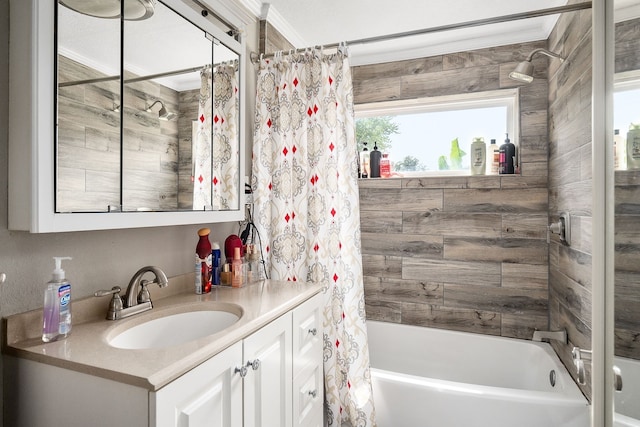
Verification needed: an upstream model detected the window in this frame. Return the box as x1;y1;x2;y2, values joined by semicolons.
614;71;640;171
355;89;519;176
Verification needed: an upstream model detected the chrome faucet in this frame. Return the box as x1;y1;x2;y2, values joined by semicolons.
94;266;168;320
125;266;169;308
532;329;567;344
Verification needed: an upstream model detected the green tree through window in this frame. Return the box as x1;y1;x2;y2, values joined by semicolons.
355;116;399;153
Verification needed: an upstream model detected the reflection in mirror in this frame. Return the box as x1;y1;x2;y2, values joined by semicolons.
56;0;241;213
613;0;640;424
56;4;121;212
122;0;240;212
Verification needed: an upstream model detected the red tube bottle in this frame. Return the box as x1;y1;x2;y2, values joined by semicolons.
196;228;212;294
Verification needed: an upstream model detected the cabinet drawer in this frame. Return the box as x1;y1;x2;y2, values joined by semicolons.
292;294;323;376
293;362;323;427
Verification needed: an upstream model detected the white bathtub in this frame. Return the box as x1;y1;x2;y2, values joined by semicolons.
615;356;640;427
367;321;589;427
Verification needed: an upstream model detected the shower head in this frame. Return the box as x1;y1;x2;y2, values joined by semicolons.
509;48;565;84
146;100;176;121
60;0;156;20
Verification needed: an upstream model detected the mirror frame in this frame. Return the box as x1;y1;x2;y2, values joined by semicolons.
8;0;246;232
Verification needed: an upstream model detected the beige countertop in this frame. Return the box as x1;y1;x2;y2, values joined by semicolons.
3;276;323;391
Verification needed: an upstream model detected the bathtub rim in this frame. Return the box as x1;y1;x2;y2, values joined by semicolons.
366;320;588;405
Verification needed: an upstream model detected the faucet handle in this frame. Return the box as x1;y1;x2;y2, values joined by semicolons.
94;286;123;320
138;280;151;304
94;286;122;298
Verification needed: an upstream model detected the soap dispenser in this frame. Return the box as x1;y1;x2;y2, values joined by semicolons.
42;256;72;343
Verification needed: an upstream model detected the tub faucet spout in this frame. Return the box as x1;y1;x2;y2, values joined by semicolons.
532;329;567;344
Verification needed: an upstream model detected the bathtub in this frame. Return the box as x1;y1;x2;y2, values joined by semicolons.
367;321;589;427
615;356;640;427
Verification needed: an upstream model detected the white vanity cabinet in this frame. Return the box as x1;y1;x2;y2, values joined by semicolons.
152;294;323;427
3;282;324;427
153;341;244;427
4;294;324;427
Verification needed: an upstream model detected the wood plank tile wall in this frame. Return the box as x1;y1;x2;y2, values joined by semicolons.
352;40;551;340
547;5;593;399
58;56;182;211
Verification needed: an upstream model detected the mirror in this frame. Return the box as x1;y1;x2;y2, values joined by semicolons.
56;0;241;213
613;0;640;423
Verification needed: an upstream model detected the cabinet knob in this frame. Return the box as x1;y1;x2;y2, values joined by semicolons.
234;365;248;378
308;389;318;398
308;327;318;336
246;359;260;371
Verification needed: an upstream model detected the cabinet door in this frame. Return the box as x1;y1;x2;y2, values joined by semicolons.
152;341;243;427
292;294;323;376
293;362;323;427
243;313;293;427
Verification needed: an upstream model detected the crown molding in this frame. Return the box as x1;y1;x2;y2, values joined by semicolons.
236;0;308;47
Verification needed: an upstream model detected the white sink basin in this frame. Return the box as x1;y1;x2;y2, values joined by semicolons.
107;308;241;350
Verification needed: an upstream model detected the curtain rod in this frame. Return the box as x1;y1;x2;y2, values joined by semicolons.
251;1;592;62
58;59;239;88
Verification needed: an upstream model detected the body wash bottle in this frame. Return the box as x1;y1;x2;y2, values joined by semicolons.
42;256;72;343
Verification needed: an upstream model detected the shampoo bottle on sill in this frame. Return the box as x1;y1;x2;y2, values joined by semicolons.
360;142;370;178
487;139;500;174
369;142;381;178
470;137;486;175
498;133;516;174
42;257;72;343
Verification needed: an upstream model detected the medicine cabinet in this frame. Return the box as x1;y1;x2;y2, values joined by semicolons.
8;0;248;232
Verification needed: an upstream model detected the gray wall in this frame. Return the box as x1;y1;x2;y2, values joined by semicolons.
0;1;258;423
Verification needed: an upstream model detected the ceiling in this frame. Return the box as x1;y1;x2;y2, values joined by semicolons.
238;0;640;66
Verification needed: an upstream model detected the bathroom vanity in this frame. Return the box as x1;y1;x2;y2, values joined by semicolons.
3;279;324;427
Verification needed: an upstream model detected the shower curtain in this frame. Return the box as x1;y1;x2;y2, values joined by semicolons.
192;63;239;210
252;49;376;426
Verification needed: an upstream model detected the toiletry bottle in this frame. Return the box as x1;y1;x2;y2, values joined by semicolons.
42;256;72;343
232;247;243;287
196;228;212;294
499;133;516;174
487;139;500;174
194;260;202;294
614;129;620;170
627;123;640;170
470;137;486;175
380;153;391;178
212;242;221;286
221;263;232;285
614;129;626;170
369;142;381;178
246;243;261;281
360;142;370;178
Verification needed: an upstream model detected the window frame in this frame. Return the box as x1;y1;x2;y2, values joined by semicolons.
354;88;520;177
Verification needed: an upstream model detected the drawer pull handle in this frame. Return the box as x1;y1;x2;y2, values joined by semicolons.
308;389;318;398
246;359;261;371
234;365;248;378
308;328;318;336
